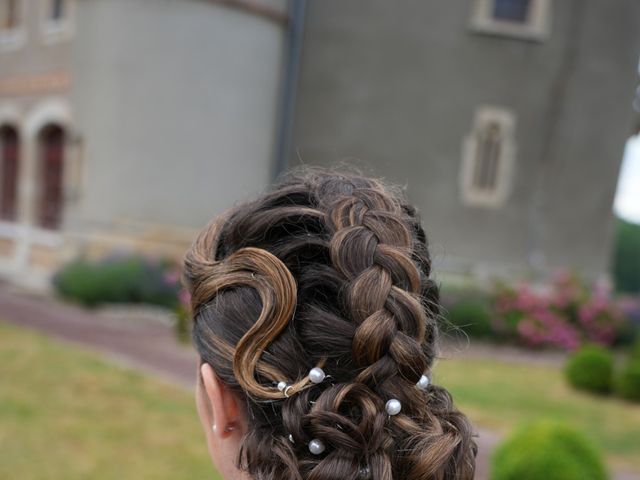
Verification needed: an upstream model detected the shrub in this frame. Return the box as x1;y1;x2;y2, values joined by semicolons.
615;297;640;347
615;355;640;402
53;255;181;309
445;299;494;338
612;217;640;294
564;345;614;395
491;421;607;480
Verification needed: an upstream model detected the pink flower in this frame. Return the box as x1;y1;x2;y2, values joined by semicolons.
178;288;191;309
491;269;624;351
163;270;180;286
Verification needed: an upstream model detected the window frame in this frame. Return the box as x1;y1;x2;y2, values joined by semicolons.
469;0;552;41
40;0;75;44
460;106;516;209
0;0;26;52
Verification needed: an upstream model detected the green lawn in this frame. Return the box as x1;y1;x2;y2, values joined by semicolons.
436;356;640;472
0;322;219;480
3;320;639;477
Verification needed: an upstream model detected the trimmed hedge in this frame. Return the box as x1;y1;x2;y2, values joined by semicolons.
53;255;180;309
491;421;607;480
615;355;640;402
445;299;494;338
612;217;640;294
564;345;614;395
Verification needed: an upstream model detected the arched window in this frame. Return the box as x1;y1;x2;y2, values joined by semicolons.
0;124;19;221
37;124;65;229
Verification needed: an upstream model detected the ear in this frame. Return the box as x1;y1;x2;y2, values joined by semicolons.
200;363;241;439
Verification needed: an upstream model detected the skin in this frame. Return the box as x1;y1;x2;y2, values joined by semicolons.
196;363;250;480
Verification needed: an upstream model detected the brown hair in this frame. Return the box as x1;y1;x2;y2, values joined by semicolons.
183;167;477;480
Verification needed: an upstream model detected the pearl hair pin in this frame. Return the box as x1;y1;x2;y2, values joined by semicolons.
358;465;372;479
385;398;402;416
308;438;325;455
276;367;328;398
416;374;430;390
308;367;326;384
277;380;294;397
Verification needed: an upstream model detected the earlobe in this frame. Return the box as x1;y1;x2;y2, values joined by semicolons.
200;363;240;439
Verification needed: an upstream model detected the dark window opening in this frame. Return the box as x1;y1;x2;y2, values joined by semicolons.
50;0;65;21
473;122;502;192
493;0;531;23
2;0;18;29
0;125;19;221
38;124;65;230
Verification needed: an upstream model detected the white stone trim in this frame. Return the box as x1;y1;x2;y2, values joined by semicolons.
24;97;72;137
0;102;22;128
469;0;552;41
460;106;516;208
0;221;62;246
40;0;75;44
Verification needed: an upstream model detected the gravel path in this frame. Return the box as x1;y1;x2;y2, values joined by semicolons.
0;284;198;389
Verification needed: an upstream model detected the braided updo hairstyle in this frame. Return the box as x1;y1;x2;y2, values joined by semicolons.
183;167;477;480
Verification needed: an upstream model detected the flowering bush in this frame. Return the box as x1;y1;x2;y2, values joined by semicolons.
174;287;192;343
492;270;625;350
54;254;181;309
159;264;192;343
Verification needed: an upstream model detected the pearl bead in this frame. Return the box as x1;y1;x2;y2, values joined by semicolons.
308;367;326;384
416;374;430;390
277;381;287;392
308;438;325;455
288;434;295;444
358;465;371;478
385;398;401;416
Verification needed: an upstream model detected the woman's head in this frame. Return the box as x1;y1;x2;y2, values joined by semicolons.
183;167;477;480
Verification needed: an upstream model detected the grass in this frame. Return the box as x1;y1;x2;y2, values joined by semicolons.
436;356;640;472
3;319;639;476
0;322;219;480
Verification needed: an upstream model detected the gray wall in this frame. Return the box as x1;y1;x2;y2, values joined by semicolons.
71;0;287;231
291;0;640;280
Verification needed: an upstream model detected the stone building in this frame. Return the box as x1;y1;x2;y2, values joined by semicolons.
0;0;638;289
0;0;289;288
291;0;640;282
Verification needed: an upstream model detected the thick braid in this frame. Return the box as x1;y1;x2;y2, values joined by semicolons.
313;174;475;479
320;178;435;388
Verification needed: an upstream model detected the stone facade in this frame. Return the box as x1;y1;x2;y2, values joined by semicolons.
290;0;640;282
0;0;287;288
